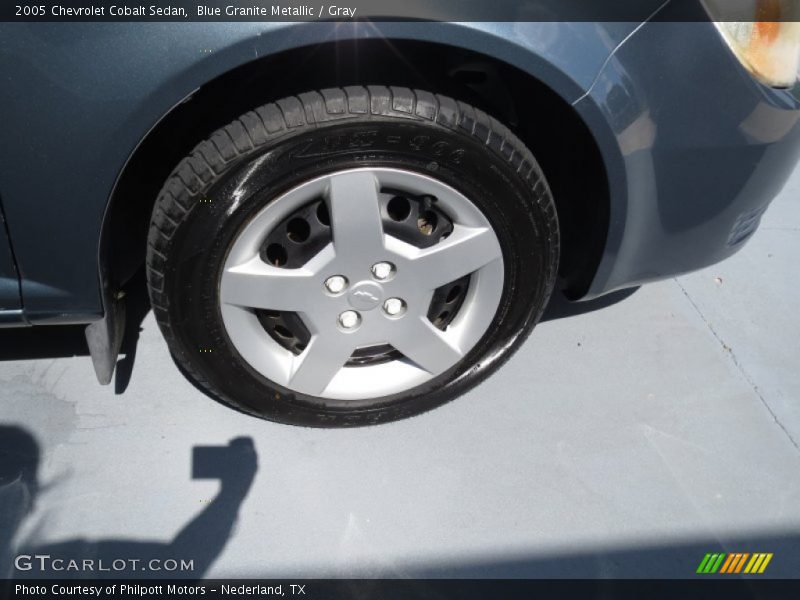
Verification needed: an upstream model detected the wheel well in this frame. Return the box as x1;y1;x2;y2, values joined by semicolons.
103;38;608;300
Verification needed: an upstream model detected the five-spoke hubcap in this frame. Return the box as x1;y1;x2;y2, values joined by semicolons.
219;168;504;400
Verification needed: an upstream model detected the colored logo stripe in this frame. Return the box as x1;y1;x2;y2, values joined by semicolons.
720;553;749;573
744;553;773;574
696;553;773;574
697;553;725;573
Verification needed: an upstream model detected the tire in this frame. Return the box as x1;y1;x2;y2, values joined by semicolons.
146;85;559;427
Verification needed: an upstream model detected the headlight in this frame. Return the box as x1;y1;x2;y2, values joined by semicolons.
703;0;800;88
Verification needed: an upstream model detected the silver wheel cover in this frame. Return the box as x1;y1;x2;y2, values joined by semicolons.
219;168;504;400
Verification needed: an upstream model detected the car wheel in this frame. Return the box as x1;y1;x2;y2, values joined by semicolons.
146;86;558;426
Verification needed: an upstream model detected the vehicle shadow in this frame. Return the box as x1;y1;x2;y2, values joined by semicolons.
0;269;151;396
113;269;152;394
0;425;257;580
541;287;639;322
0;325;89;361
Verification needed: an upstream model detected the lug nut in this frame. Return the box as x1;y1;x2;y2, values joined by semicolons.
383;297;406;317
338;310;361;330
371;262;395;281
324;275;348;294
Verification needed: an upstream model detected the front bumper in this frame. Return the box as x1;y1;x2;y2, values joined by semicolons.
574;19;800;300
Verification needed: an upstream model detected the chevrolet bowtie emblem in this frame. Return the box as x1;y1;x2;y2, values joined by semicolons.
352;290;379;301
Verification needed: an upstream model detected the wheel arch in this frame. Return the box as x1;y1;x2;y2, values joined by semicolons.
101;32;611;305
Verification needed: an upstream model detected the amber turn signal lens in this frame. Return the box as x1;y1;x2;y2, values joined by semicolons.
704;0;800;88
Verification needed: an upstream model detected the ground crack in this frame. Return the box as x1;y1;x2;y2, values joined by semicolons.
674;278;800;453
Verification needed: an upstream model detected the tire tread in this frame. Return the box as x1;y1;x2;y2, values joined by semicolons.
146;86;558;423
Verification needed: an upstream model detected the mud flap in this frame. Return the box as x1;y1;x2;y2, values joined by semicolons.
84;292;125;385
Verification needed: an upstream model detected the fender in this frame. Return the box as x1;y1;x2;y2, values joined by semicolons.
0;19;656;324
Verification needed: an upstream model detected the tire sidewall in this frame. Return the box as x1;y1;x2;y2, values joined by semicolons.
162;118;556;425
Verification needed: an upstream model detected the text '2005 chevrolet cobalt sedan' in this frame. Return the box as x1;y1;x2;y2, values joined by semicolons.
1;1;799;425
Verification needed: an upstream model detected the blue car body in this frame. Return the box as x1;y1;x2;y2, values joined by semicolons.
0;10;799;330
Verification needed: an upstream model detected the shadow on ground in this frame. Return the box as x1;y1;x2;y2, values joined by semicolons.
0;425;257;579
541;287;639;322
3;423;794;580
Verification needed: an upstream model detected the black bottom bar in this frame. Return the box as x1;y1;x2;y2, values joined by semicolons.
3;579;800;600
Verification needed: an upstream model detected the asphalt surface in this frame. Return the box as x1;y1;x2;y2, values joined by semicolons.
1;165;798;579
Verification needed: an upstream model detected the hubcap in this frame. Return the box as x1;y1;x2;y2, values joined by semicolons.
219;168;504;400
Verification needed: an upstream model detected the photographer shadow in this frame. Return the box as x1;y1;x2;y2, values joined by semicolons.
0;426;257;579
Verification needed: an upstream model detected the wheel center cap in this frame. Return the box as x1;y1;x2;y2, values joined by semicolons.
347;281;384;311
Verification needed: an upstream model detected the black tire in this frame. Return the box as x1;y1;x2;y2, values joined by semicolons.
146;85;559;427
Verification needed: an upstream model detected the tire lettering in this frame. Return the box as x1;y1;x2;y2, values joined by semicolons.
293;133;466;165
